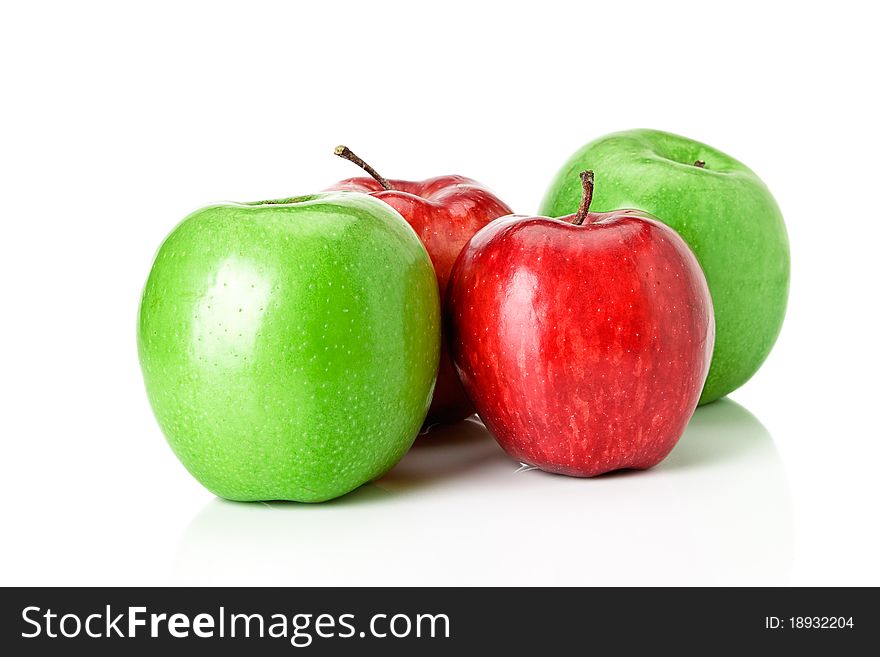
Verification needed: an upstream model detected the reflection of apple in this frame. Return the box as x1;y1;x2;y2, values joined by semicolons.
539;129;790;404
448;172;714;476
138;192;440;502
327;146;513;424
175;401;792;585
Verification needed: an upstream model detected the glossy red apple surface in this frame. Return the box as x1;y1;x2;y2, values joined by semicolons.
447;172;714;476
327;146;513;424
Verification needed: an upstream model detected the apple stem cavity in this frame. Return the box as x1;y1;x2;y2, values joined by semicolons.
334;145;394;190
694;160;706;168
572;170;595;226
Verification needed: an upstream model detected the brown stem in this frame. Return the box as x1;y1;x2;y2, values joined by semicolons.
572;170;595;226
334;145;393;190
694;159;706;168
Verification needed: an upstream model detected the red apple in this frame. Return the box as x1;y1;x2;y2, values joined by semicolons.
447;171;714;476
327;146;513;424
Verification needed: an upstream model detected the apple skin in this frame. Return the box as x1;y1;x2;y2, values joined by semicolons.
137;192;440;502
326;175;513;424
539;129;789;404
447;207;715;476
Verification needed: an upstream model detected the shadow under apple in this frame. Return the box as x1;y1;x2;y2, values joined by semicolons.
173;399;793;585
380;416;511;492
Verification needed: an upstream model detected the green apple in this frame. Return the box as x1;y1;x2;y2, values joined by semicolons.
137;192;440;502
539;129;789;404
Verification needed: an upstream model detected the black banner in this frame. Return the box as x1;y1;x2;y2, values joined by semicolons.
1;587;874;654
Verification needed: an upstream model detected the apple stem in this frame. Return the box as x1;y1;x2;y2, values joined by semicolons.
572;170;595;226
694;160;706;168
334;145;394;190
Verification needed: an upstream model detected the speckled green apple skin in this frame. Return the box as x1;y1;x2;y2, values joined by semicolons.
539;129;789;404
137;192;440;502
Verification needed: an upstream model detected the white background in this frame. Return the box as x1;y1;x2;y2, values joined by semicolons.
2;1;878;586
